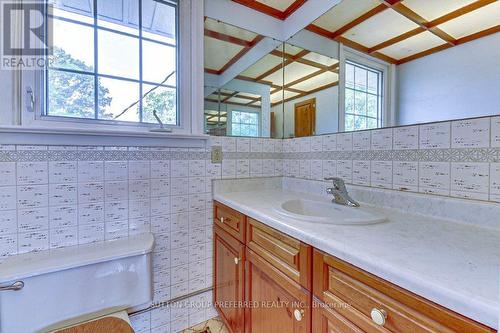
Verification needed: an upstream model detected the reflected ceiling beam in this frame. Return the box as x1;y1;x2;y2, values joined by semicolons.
205;0;342;41
221;91;239;103
213;37;282;89
271;81;339;107
204;29;255;47
270;49;337;71
281;63;339;90
204;31;264;75
287;29;339;59
255;49;310;81
205;97;261;109
235;75;306;94
205;0;283;40
368;0;497;53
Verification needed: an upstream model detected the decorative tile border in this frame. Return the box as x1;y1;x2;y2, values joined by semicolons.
281;148;500;163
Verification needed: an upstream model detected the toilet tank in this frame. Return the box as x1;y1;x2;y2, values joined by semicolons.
0;233;154;333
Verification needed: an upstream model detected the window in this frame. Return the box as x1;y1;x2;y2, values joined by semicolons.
45;0;178;125
231;111;259;137
344;61;383;131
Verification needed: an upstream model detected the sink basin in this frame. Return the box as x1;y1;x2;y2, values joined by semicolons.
275;199;387;225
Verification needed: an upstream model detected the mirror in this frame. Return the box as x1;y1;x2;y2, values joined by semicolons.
271;42;340;138
204;18;284;138
205;0;500;138
283;0;499;137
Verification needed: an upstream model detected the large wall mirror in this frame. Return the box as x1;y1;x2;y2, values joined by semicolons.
205;0;500;138
204;19;284;138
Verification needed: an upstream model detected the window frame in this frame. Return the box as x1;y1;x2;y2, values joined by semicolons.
344;60;383;131
20;0;204;135
339;46;395;132
229;109;260;137
43;0;179;126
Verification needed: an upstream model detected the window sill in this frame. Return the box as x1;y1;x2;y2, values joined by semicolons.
0;125;209;147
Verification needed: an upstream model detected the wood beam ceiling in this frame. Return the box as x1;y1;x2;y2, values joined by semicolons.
305;0;500;65
397;24;500;64
369;0;497;53
205;33;264;75
306;21;399;64
232;0;308;20
330;4;387;39
270;50;339;71
255;49;310;81
271;81;339;107
382;1;456;44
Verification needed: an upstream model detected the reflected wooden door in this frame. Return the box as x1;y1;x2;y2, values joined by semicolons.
294;98;316;137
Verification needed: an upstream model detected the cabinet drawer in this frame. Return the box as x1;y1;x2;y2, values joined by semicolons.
247;218;312;290
313;250;494;333
214;201;246;243
312;297;376;333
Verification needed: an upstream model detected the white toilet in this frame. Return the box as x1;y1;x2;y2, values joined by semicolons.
0;233;154;333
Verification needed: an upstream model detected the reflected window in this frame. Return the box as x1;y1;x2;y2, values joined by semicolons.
345;61;382;131
45;0;178;125
231;111;259;137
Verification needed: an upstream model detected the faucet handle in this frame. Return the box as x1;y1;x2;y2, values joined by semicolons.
324;177;347;191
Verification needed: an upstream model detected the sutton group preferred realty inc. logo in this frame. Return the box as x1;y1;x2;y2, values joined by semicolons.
1;1;53;70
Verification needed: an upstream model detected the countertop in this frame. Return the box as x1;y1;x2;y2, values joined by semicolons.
214;180;500;329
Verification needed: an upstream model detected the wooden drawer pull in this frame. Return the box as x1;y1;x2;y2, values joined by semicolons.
370;308;387;326
294;309;305;321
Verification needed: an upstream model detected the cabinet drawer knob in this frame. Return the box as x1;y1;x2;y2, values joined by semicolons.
220;217;224;223
293;309;305;321
234;257;241;265
370;308;387;326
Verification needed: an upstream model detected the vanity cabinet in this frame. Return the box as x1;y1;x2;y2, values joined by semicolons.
213;201;495;333
245;249;311;333
214;225;246;333
246;218;312;289
312;250;495;333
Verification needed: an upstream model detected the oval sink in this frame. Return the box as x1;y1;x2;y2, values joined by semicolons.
275;199;386;225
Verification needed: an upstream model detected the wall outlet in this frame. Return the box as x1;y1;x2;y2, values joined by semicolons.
211;146;223;163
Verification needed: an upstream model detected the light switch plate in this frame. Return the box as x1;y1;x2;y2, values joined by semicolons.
211;146;222;164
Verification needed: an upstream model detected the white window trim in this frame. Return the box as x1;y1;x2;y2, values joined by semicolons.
18;0;204;136
228;109;261;138
338;44;396;132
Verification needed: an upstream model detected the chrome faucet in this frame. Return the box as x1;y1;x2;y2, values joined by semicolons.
325;177;360;207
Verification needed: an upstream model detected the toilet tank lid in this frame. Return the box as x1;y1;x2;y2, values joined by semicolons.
0;233;154;283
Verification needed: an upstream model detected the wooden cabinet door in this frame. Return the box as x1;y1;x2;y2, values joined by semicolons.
246;249;311;333
214;226;245;333
312;298;365;333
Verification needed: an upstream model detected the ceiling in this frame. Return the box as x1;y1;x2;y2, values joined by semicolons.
232;0;500;64
205;19;340;107
231;0;307;20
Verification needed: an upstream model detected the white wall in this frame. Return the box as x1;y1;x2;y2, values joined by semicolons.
397;32;500;125
273;86;339;138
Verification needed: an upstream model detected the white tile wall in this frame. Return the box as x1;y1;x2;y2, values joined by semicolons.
282;116;499;202
0;137;284;333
